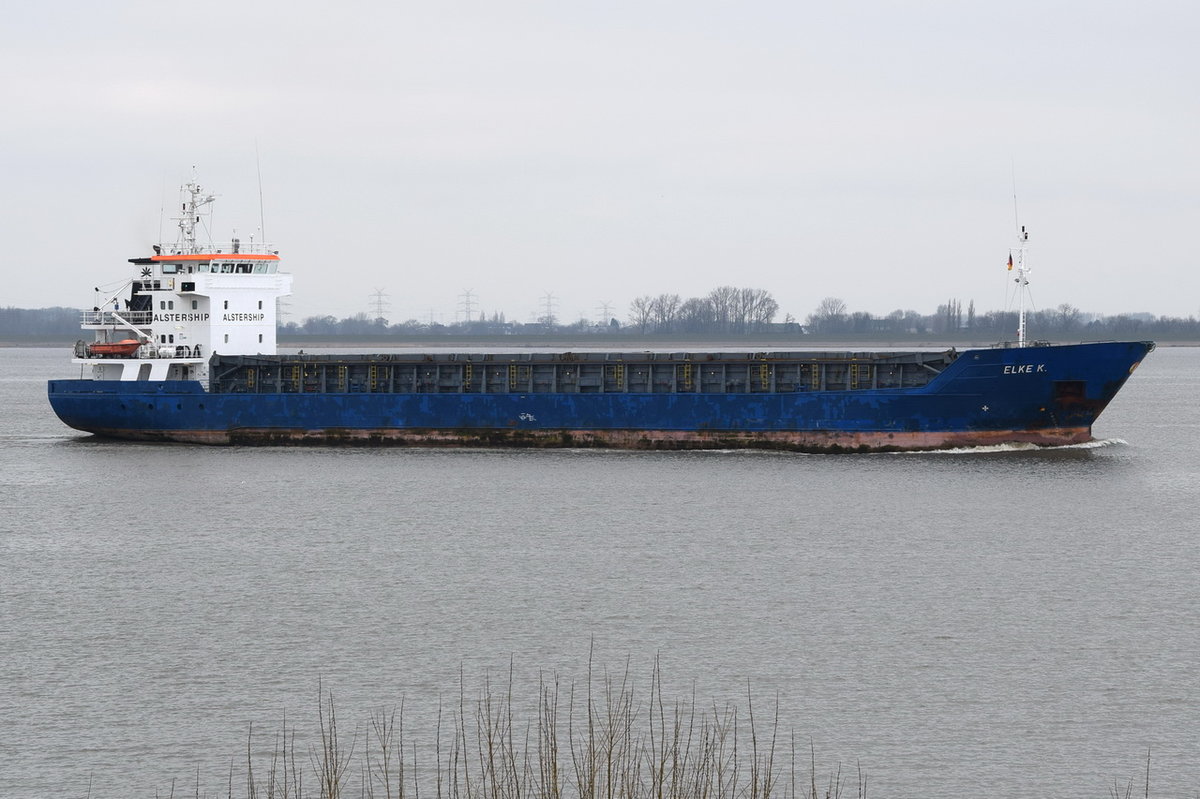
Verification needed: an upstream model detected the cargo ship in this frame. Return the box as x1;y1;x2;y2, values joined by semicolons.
47;181;1153;452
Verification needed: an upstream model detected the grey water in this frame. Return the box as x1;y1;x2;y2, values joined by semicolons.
2;345;1197;798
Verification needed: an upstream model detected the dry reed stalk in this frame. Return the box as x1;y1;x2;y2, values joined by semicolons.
312;683;355;799
178;660;893;799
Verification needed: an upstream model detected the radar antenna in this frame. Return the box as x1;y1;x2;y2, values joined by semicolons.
172;171;216;254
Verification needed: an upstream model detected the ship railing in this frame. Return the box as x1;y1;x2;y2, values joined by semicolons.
148;345;206;359
81;310;154;326
993;339;1053;349
77;343;207;361
155;241;278;256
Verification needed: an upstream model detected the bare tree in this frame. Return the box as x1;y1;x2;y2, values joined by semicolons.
1057;302;1081;332
677;297;715;332
739;288;779;332
650;293;682;332
628;295;654;334
808;297;847;334
707;286;740;332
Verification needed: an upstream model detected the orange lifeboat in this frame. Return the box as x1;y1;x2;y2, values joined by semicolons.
87;339;142;357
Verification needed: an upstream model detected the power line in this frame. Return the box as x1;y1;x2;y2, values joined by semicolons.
369;287;390;323
276;296;292;323
596;301;614;326
458;289;477;324
539;292;558;327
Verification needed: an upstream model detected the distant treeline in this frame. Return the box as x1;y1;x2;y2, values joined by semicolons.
5;292;1198;342
796;296;1198;340
0;306;81;340
283;289;1197;340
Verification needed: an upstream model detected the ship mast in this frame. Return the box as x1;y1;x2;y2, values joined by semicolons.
1009;225;1030;347
172;178;216;254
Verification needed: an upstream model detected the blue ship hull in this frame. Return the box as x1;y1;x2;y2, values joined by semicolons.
47;341;1153;452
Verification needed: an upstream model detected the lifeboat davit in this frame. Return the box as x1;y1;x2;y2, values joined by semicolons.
87;339;142;357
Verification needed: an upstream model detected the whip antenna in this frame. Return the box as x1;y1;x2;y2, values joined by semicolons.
256;141;267;243
1011;159;1021;237
158;178;166;248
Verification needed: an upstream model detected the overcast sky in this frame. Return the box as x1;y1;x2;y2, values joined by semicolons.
3;1;1197;325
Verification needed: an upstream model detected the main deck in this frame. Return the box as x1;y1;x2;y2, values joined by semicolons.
209;349;958;395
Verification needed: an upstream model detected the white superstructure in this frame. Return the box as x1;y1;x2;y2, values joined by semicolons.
75;180;293;383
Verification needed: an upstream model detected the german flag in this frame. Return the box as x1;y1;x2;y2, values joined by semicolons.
1007;254;1014;271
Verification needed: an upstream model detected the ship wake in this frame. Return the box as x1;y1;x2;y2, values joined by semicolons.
898;438;1128;455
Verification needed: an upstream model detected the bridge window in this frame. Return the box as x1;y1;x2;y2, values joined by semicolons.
253;263;268;274
161;264;179;274
235;263;251;274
